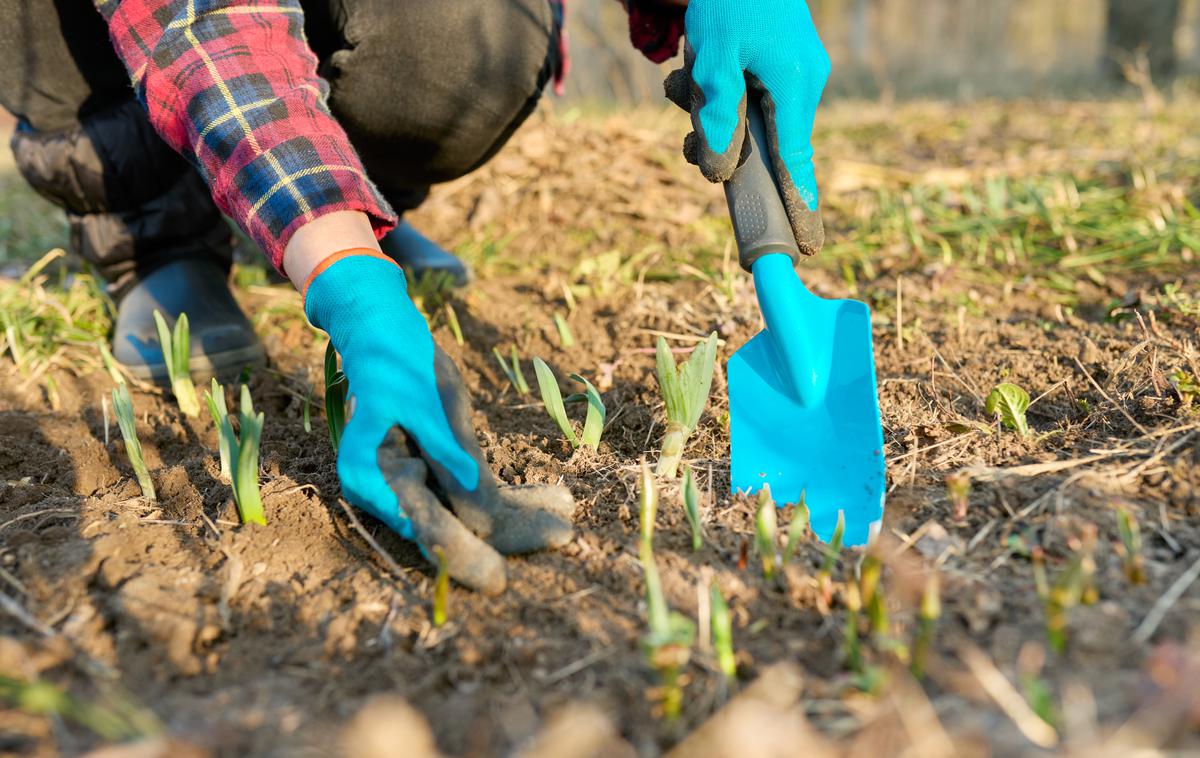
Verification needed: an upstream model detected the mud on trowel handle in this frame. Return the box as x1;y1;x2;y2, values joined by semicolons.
723;95;802;271
722;93;827;407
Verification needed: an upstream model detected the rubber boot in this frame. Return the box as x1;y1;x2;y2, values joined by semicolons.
379;220;471;288
112;258;266;382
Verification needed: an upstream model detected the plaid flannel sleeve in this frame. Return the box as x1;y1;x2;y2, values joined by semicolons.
92;0;397;272
621;1;685;63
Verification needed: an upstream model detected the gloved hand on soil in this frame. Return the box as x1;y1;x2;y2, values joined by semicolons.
664;0;830;257
304;250;575;595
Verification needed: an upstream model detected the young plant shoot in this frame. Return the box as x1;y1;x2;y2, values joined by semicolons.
533;358;605;451
640;459;658;550
204;378;232;482
639;535;695;721
218;385;266;525
433;546;450;627
911;571;941;678
818;511;846;607
1116;506;1147;585
112;383;155;501
654;333;718;477
681;464;703;552
754;487;779;581
153;310;200;417
986;382;1031;437
781;493;810;565
493;346;530;396
324;342;348;452
709;581;736;684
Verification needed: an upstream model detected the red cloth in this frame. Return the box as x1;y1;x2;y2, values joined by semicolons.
94;0;396;273
624;1;685;63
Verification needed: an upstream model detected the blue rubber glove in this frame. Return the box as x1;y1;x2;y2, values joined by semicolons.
664;0;830;256
304;252;479;539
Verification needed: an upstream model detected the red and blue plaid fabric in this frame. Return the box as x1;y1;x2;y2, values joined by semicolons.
93;0;397;272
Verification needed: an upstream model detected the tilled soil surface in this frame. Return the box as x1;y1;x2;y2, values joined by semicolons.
2;103;1200;756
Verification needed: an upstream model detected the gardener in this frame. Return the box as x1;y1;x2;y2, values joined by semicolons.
0;0;828;592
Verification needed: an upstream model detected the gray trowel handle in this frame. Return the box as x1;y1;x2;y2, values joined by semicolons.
723;95;801;273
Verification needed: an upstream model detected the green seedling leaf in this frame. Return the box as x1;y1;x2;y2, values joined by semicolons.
818;511;846;607
231;385;266;525
569;373;605;450
985;382;1031;437
510;347;530;396
681;464;703;552
153;310;200;417
324;342;347;452
433;546;449;627
533;357;579;448
710;582;736;683
946;470;972;522
911;572;941;678
781;493;810;565
444;303;464;347
1116;507;1146;585
112;383;155;501
654;333;719;477
754;487;778;581
204;378;232;482
844;580;863;673
553;312;575;348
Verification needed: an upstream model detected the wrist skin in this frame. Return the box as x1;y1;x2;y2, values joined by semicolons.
283;211;383;294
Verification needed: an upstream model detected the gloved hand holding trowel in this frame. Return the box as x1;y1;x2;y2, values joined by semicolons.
1;0;881;590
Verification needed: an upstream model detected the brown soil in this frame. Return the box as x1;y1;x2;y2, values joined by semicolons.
2;104;1199;756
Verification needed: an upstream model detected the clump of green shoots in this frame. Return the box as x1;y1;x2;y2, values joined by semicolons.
859;552;889;639
817;511;846;607
218;385;266;525
754;487;779;581
1115;506;1147;585
112;383;155;501
493;346;530;396
1032;527;1098;654
637;463;694;721
985;382;1031;437
781;494;810;565
324;342;348;452
910;571;941;678
654;333;718;477
432;546;449;627
681;464;703;552
532;358;605;451
153;310;199;417
709;581;736;685
204;379;232;482
946;470;972;522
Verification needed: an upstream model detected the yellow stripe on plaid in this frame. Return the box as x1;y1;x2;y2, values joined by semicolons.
182;0;315;224
243;164;370;228
165;4;304;33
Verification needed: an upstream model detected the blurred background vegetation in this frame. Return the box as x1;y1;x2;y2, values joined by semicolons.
564;0;1200;102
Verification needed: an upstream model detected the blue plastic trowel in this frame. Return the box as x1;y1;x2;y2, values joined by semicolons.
724;97;886;547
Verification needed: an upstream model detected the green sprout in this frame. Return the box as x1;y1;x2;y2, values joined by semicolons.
681;464;703;552
443;303;464;347
640;459;658;550
754;487;778;581
710;581;736;684
946;470;972;522
493;345;530;396
859;552;888;639
324;342;348;452
639;537;695;722
985;382;1031;437
532;358;605;450
654;333;718;477
817;511;846;607
781;494;810;565
204;378;232;482
219;385;266;525
152;310;199;417
1116;506;1147;585
911;571;941;678
843;579;864;674
0;675;157;742
433;546;449;627
1033;534;1097;655
112;383;155;501
553;312;575;348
